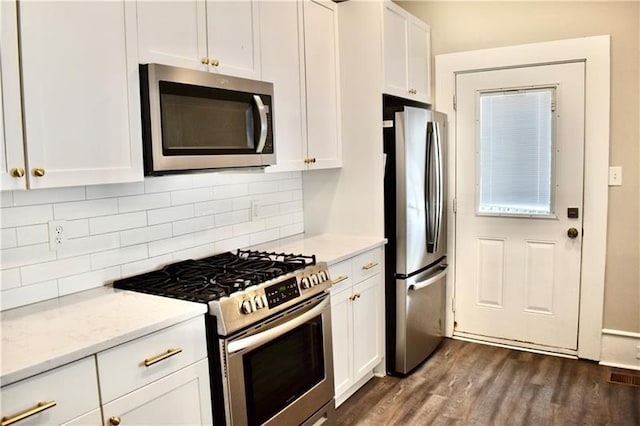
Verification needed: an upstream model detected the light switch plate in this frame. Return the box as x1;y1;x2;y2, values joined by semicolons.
608;166;622;186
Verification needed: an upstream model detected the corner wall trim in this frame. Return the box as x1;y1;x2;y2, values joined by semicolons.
600;329;640;371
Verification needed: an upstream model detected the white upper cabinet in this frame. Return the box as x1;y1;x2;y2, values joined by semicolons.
260;1;307;172
17;1;143;189
137;0;261;80
264;0;341;172
303;0;342;170
383;1;431;104
136;1;208;71
0;0;26;191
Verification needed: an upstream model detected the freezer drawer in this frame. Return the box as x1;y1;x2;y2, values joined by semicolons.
395;262;446;374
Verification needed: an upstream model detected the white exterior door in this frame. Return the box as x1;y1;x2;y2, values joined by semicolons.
454;62;585;353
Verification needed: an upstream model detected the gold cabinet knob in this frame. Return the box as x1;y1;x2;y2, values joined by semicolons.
567;228;579;239
408;89;417;95
211;59;220;67
10;167;25;178
32;168;45;177
201;57;210;65
109;416;121;426
311;158;317;163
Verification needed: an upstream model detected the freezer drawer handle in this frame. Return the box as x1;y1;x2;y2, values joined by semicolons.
408;268;447;292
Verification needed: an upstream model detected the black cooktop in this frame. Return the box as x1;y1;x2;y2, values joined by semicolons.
113;249;316;303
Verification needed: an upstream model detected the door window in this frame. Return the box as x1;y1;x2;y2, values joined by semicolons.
476;87;557;217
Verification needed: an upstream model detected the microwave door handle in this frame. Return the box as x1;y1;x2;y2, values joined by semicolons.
253;95;268;153
226;297;329;354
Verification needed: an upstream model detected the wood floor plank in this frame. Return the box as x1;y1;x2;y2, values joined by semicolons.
334;338;640;425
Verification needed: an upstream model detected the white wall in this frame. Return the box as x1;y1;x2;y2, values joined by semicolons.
0;171;303;310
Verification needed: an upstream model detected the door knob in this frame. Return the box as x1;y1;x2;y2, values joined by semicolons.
567;228;579;239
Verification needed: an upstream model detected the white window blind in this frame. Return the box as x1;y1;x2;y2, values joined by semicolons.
477;87;556;216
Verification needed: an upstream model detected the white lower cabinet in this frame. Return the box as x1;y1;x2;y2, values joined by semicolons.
0;316;211;426
0;357;101;426
330;247;384;407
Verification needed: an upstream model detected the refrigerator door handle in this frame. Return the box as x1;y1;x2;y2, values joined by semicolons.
434;120;444;253
408;267;447;291
425;121;441;253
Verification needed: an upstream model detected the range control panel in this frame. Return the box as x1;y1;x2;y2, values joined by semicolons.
265;277;300;309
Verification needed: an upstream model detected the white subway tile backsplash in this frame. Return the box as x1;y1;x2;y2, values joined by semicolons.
120;224;172;247
13;187;86;206
21;256;91;286
121;254;173;278
1;228;17;249
148;234;194;258
0;191;13;208
214;183;249;200
57;233;120;259
16;224;48;246
1;280;58;311
54;199;118;220
145;174;193;193
194;199;233;217
171;187;213;206
148;204;194;225
1;205;53;228
1;268;21;290
193;226;234;246
86;181;145;200
58;267;121;296
172;216;215;236
89;212;147;235
0;171;304;310
91;244;148;270
1;243;56;269
118;192;171;213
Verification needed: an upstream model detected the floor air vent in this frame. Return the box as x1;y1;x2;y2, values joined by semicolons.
608;372;640;387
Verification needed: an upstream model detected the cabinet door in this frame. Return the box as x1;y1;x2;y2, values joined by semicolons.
62;409;102;426
330;286;353;398
206;0;261;80
408;18;431;104
383;2;409;99
261;1;307;172
303;0;341;169
18;1;143;189
102;359;212;426
137;0;208;70
352;274;383;381
0;0;26;190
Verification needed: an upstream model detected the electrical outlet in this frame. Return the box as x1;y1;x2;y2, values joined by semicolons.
48;220;67;251
608;166;622;186
250;200;260;221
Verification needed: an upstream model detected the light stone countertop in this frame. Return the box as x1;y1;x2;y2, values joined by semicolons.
250;233;387;265
0;286;207;387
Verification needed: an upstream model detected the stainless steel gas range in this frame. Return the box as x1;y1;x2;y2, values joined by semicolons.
114;250;335;425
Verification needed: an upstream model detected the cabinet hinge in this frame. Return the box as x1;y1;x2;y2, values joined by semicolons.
453;95;457;111
453;198;457;214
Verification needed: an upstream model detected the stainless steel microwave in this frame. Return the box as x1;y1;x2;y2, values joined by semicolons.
139;64;275;175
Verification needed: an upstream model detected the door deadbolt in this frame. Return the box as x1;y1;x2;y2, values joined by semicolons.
567;228;579;239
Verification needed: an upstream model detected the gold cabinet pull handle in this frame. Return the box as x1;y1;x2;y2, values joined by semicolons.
143;347;182;367
32;168;45;177
109;416;121;426
348;293;361;301
362;261;379;270
1;401;57;426
9;168;25;178
332;275;348;285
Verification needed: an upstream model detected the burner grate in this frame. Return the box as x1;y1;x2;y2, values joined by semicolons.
113;249;316;303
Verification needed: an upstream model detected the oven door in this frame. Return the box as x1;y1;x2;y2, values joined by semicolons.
222;294;334;426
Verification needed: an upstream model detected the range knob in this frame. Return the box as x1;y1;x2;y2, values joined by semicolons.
310;274;319;286
318;270;328;282
240;299;253;314
300;277;311;289
254;295;265;309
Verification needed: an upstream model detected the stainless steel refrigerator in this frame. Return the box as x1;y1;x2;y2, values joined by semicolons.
383;96;447;375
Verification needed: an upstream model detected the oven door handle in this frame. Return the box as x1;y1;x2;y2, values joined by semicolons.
227;297;329;354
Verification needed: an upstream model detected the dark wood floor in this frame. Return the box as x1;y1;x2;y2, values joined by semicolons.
334;338;640;425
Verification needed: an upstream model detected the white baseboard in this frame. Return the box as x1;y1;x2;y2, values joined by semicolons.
599;329;640;371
